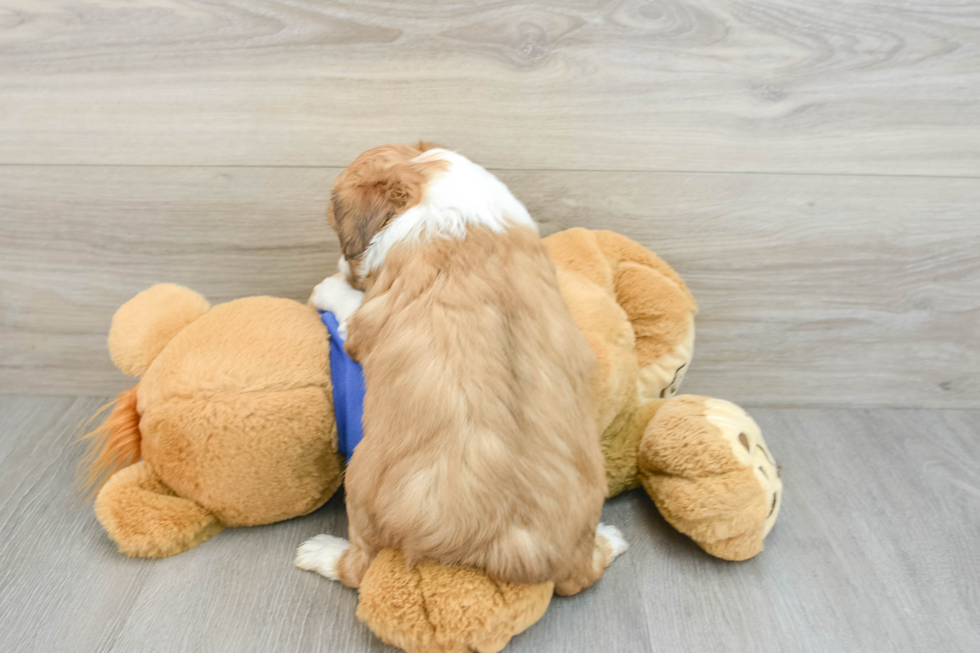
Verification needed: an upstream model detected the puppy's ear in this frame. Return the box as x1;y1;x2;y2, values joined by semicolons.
330;153;435;261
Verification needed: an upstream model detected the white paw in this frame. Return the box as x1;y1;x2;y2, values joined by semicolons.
311;276;364;329
295;534;349;580
597;522;628;560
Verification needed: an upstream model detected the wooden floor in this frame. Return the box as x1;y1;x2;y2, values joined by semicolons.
1;395;978;652
2;1;979;651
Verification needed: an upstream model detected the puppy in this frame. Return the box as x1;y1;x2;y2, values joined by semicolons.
298;144;626;595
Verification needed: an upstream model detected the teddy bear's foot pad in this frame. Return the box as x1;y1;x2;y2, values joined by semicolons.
296;534;350;580
638;395;783;561
702;399;782;538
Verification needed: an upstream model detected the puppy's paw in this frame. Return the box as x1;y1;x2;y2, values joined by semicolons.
596;523;629;562
295;534;349;580
310;276;364;325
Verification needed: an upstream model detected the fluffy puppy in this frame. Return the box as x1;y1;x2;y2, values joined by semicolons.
298;144;626;595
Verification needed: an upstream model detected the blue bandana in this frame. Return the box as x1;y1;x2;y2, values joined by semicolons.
319;311;365;463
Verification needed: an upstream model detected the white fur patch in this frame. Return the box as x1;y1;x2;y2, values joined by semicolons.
597;522;629;559
295;534;350;580
360;148;537;275
310;274;364;339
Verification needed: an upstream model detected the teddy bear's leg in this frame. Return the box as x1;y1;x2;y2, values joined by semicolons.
637;395;782;561
95;460;224;558
356;550;554;653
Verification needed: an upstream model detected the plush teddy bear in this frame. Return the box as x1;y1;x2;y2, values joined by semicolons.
85;228;782;653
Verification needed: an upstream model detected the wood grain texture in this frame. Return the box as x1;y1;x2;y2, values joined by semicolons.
2;165;977;407
0;0;978;174
1;397;978;652
0;165;335;395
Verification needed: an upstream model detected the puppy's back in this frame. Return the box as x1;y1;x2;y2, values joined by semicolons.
344;225;606;584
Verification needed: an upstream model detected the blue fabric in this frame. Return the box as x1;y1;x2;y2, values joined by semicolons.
319;311;365;463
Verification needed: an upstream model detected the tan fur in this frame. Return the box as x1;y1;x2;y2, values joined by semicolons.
545;229;702;492
92;289;342;557
337;225;609;594
95;460;224;558
324;146;610;593
547;229;698;400
136;296;341;526
357;549;553;653
108;283;211;376
79;385;142;495
637;395;776;561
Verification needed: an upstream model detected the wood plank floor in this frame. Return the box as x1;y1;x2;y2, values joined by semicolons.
0;396;977;653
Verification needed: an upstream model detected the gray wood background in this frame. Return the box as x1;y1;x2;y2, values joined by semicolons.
0;0;977;407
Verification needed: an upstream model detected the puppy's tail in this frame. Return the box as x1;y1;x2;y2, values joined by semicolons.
78;384;142;497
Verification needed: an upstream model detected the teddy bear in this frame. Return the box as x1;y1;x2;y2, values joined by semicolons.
85;228;782;653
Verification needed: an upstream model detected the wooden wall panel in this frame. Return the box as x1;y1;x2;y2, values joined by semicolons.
0;1;978;175
2;165;976;407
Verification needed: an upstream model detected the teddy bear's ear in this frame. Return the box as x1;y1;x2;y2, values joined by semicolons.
108;284;211;377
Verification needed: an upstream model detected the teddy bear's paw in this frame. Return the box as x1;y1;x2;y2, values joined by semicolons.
357;550;553;653
702;399;782;537
638;395;782;561
596;523;629;566
295;534;349;580
94;461;225;558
